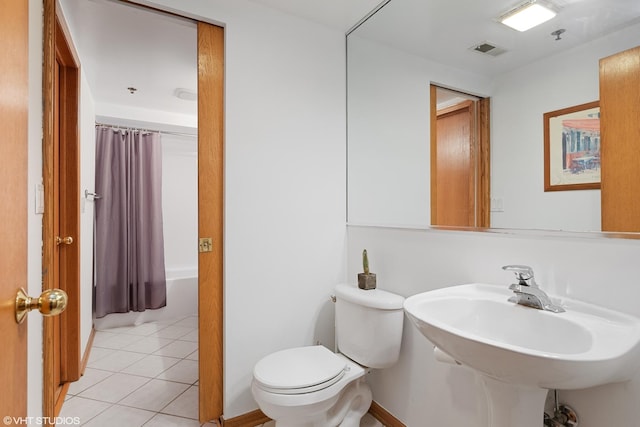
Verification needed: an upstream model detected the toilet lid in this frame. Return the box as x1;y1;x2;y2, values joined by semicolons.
253;346;346;393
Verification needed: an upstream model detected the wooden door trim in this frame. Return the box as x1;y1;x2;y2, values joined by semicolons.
42;0;56;420
436;99;473;118
477;97;491;228
430;85;437;226
43;0;82;421
55;8;81;385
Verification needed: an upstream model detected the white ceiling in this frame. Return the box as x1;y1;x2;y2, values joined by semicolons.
59;0;198;123
352;0;640;77
246;0;386;32
58;0;640;123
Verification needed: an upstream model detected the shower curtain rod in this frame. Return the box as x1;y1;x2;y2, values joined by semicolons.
95;122;197;138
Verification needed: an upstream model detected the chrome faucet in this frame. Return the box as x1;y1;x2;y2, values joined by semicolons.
502;265;565;313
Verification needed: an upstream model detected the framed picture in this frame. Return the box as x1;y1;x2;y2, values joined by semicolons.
544;101;601;191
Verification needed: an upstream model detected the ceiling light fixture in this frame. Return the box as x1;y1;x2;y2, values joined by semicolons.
498;1;558;32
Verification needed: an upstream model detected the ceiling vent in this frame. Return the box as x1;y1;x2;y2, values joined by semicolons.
469;41;507;57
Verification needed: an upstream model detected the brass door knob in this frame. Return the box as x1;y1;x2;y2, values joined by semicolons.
56;236;73;245
15;288;68;324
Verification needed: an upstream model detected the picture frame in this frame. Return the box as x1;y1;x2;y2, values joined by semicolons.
544;101;601;191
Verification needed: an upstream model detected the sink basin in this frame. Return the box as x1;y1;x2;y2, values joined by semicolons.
404;283;640;390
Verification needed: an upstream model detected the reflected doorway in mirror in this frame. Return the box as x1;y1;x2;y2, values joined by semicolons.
430;85;490;228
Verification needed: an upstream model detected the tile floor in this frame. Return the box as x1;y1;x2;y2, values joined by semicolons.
62;315;210;426
61;315;383;427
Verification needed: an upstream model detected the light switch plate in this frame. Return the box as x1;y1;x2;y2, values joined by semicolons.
35;183;44;214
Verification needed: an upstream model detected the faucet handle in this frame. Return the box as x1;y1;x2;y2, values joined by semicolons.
502;265;538;287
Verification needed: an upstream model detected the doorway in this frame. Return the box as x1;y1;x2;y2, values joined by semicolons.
44;0;224;423
430;84;490;228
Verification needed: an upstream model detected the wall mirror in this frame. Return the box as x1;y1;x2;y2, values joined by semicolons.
347;0;640;234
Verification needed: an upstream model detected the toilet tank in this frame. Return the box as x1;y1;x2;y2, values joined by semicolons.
334;283;405;369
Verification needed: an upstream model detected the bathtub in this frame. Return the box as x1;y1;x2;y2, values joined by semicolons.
93;267;198;329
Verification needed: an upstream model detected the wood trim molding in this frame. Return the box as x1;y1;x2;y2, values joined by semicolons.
81;327;97;374
429;84;437;226
369;401;406;427
220;409;270;427
42;1;56;424
55;13;82;384
54;328;96;417
436;99;473;118
53;383;70;417
477;97;491;228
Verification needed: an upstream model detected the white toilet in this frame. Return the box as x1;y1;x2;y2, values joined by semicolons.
251;283;405;427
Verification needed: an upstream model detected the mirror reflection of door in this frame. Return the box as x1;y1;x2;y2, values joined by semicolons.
430;84;490;227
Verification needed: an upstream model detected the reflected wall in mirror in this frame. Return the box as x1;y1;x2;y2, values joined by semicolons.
347;0;640;233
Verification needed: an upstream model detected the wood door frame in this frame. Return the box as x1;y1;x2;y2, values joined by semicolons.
430;84;490;228
43;0;82;420
43;1;225;423
477;97;490;228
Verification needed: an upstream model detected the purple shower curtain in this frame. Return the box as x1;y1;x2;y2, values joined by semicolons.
94;127;166;318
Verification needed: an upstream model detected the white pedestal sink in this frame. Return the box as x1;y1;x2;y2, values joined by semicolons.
404;284;640;427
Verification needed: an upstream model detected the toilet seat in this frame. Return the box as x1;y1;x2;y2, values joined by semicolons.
253;346;347;395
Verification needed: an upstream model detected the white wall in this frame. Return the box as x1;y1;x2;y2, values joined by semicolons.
347;35;492;228
79;72;96;357
161;133;198;272
347;225;640;426
27;0;44;417
491;22;640;231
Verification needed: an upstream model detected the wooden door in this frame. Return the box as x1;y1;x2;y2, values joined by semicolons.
43;2;81;420
600;45;640;232
430;86;490;228
0;0;29;419
432;99;477;226
197;21;225;423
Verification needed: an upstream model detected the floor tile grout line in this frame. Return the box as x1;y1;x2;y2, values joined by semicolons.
139;410;206;426
86;349;196;382
156;384;199;419
66;370;116;396
64;396;116;426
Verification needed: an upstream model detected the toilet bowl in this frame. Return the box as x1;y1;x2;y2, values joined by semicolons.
252;346;371;427
251;284;405;427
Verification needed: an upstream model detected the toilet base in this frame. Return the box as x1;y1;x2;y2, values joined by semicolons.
273;377;372;427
